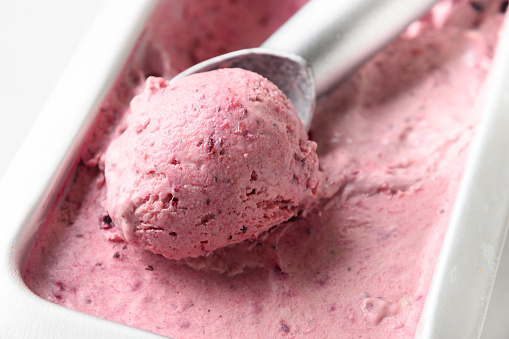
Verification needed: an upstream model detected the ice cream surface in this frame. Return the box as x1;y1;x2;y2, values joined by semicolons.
22;0;508;338
104;69;320;259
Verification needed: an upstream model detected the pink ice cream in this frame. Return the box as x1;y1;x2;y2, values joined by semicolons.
22;0;508;338
104;69;320;259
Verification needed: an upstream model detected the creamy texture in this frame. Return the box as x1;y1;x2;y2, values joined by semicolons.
23;0;508;338
104;69;321;259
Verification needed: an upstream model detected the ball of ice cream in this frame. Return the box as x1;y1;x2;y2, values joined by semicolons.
103;68;321;259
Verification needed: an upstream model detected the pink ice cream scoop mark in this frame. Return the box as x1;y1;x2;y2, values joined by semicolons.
104;68;322;260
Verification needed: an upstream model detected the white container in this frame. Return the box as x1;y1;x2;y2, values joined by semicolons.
1;1;508;338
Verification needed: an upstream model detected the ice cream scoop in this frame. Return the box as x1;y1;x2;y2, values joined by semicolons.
173;0;439;130
104;69;322;260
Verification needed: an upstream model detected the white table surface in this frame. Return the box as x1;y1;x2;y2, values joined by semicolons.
0;0;104;180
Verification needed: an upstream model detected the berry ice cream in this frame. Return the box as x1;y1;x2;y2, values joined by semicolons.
22;0;508;338
104;69;321;259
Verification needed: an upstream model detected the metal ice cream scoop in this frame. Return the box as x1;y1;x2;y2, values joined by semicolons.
172;0;439;130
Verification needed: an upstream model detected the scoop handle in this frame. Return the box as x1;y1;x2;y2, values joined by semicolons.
261;0;439;96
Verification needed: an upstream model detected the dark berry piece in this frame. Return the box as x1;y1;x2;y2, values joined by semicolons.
250;171;258;181
279;321;290;334
501;1;508;13
200;213;215;224
113;252;120;259
200;240;208;251
56;281;65;291
469;1;485;11
101;215;114;229
207;138;215;153
162;194;173;206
